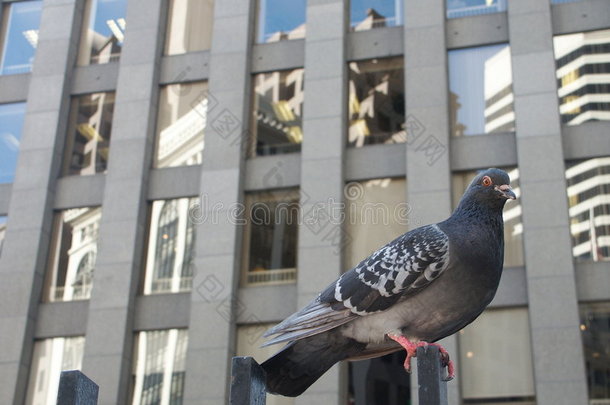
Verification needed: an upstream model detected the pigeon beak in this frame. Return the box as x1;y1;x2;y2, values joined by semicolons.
496;184;516;200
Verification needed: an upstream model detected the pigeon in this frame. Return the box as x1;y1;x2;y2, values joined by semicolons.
260;168;516;397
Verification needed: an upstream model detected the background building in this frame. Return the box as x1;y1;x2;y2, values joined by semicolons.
0;0;609;405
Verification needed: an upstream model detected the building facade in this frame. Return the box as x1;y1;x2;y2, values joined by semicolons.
0;0;609;404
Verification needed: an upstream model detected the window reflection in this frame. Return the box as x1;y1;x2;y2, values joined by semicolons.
348;58;405;147
452;168;523;267
164;0;214;55
25;337;85;405
347;352;411;405
580;302;610;402
553;29;610;126
250;69;304;157
155;82;207;168
143;198;198;295
43;207;101;302
64;92;115;176
131;329;188;405
0;0;42;75
446;0;506;19
0;216;6;256
242;189;299;286
77;0;127;65
350;0;403;31
449;44;514;137
255;0;305;43
0;102;26;183
566;157;610;262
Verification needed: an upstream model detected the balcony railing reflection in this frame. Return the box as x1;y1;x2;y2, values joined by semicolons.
246;268;297;286
447;1;506;19
51;284;93;301
150;277;193;294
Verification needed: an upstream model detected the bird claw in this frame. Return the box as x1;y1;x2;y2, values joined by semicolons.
387;335;455;381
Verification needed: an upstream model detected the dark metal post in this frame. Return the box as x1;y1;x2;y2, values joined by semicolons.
230;356;267;405
57;370;99;405
416;346;448;405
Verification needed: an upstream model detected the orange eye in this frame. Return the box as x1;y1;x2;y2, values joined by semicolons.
482;176;492;186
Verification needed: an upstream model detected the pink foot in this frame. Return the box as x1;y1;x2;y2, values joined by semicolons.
387;335;455;381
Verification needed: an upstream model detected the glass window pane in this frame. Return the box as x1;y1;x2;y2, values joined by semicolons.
0;216;6;256
459;308;535;402
350;0;403;31
446;0;507;19
64;92;115;176
566;157;610;262
0;102;26;183
164;0;214;55
250;69;304;157
452;168;523;267
449;44;515;137
348;57;405;147
0;1;42;75
255;0;305;43
553;29;610;126
25;337;85;405
142;198;198;294
345;178;408;270
77;0;127;65
155;82;207;168
242;189;299;286
131;329;188;405
43;207;101;302
580;302;610;402
348;352;411;405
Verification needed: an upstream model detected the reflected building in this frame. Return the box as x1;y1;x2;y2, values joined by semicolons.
446;0;507;19
483;46;515;134
0;219;6;255
352;8;389;31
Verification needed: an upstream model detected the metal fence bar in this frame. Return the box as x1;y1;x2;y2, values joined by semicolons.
230;357;267;405
416;346;448;405
57;370;99;405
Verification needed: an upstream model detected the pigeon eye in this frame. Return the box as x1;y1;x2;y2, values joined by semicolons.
482;176;492;187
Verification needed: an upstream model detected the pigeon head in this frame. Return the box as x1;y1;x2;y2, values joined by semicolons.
457;168;516;213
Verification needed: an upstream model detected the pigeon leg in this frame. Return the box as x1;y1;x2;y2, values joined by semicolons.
387;335;455;381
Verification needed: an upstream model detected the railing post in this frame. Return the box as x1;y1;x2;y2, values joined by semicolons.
416;346;448;405
57;370;99;405
230;356;267;405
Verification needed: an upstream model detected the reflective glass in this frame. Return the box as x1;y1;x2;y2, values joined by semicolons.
0;216;6;256
77;0;127;65
0;102;26;183
43;207;101;302
350;0;403;31
580;302;610;402
64;92;115;176
155;82;207;168
255;0;305;43
452;168;523;267
0;0;42;75
242;189;299;286
142;198;198;294
250;69;304;156
553;29;610;126
164;0;214;55
446;0;507;19
348;57;405;147
566;157;610;262
449;44;514;137
131;329;188;405
25;337;85;405
348;352;411;405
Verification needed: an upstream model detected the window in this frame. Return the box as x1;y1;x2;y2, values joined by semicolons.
348;352;411;405
0;102;26;183
348;57;405;147
164;0;213;55
344;178;408;270
0;0;42;75
250;69;304;157
63;92;115;176
142;198;198;294
566;157;610;262
580;302;610;402
255;0;305;43
242;189;299;286
155;82;207;168
350;0;403;31
25;337;85;405
0;216;6;255
553;29;610;126
43;207;101;302
77;0;127;65
459;308;535;404
446;0;507;19
449;44;514;137
452;168;523;267
131;329;188;405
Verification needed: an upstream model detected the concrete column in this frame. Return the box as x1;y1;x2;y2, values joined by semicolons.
403;1;459;404
182;0;253;403
0;0;84;403
507;1;588;403
79;0;165;403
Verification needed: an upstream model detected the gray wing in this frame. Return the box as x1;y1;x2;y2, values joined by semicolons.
262;224;450;347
